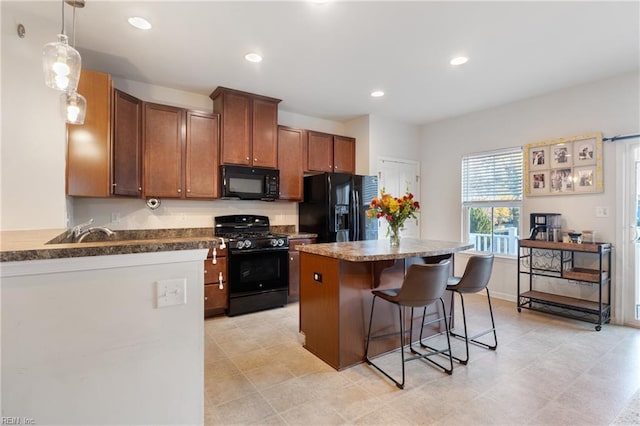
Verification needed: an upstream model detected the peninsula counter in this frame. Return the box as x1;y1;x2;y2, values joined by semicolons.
297;239;473;370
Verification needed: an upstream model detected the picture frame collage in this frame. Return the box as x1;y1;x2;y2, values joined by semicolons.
523;133;603;196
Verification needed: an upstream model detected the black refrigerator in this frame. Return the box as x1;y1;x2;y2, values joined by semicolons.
298;173;378;243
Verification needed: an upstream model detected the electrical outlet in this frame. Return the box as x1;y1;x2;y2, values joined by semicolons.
156;279;187;308
595;206;609;218
111;212;121;223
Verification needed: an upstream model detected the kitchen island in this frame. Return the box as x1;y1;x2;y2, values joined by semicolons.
297;238;473;370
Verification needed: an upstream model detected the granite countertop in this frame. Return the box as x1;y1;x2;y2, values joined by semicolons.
296;238;474;262
0;226;315;262
0;228;216;262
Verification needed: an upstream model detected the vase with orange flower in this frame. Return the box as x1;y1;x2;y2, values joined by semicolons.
366;189;420;247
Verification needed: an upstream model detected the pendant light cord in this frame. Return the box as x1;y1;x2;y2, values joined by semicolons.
72;4;76;47
60;0;65;34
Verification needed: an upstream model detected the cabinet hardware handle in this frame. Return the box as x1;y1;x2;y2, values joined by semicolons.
112;183;117;187
187;189;191;193
254;158;258;161
246;156;250;160
290;256;294;261
177;188;182;193
218;272;224;290
212;247;217;264
205;296;208;301
204;270;207;274
138;187;142;191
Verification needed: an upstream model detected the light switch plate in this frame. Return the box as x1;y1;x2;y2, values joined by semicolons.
595;206;609;218
156;278;187;308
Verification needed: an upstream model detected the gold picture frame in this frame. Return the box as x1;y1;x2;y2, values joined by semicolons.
524;133;603;196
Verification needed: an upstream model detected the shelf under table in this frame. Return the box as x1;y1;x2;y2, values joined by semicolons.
520;290;606;313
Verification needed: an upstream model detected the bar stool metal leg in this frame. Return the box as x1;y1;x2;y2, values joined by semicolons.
448;288;497;364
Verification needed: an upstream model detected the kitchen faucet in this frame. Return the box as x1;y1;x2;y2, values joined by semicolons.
67;219;115;242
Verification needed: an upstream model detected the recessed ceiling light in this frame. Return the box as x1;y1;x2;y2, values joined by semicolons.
450;56;469;66
245;53;263;63
370;90;385;98
128;16;152;30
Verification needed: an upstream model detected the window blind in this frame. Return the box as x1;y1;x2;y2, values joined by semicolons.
462;148;523;202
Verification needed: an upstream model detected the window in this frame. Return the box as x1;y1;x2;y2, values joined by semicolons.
462;147;523;256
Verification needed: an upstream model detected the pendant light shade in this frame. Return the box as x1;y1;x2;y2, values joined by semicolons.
61;91;86;125
43;33;81;91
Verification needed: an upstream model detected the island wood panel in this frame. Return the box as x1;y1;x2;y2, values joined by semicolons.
300;253;340;367
300;252;453;370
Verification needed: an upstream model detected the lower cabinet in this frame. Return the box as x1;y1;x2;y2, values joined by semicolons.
204;245;228;316
288;238;316;302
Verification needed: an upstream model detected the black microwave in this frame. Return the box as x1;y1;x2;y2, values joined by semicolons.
220;165;279;200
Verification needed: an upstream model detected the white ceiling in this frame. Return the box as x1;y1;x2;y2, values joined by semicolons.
10;0;640;125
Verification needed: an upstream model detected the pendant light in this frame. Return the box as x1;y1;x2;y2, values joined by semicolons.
61;91;86;124
42;1;84;92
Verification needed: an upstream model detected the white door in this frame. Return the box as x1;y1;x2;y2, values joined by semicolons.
376;157;421;239
621;141;640;327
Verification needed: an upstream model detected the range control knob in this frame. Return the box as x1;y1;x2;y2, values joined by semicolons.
270;239;279;247
277;238;285;247
244;240;252;249
236;240;245;249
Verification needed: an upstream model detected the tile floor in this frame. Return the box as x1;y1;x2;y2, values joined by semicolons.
204;295;640;425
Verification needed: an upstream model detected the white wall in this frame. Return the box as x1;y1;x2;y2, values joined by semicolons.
1;4;70;230
421;71;640;300
369;114;421;174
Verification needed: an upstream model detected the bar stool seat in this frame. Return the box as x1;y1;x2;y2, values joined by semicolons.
364;261;454;389
447;254;497;364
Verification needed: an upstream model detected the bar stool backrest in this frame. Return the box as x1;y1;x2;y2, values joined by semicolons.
455;254;494;294
397;261;451;307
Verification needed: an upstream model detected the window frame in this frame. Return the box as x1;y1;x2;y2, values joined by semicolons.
462;147;523;257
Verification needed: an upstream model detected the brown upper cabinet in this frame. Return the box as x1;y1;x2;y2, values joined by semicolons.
210;87;281;168
112;89;143;197
143;103;219;199
305;131;356;174
67;69;144;198
67;69;114;197
277;126;305;201
185;111;220;198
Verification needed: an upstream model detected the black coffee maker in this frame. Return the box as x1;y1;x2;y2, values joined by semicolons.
529;213;561;242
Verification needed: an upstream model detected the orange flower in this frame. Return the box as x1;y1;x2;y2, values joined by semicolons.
366;188;421;235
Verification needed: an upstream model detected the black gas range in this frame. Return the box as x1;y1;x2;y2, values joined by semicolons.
214;215;289;316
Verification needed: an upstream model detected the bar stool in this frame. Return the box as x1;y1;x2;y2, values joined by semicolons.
446;254;496;364
364;261;453;389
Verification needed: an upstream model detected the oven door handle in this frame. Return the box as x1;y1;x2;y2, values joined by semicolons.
230;248;289;255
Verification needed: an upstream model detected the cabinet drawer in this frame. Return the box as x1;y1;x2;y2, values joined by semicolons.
207;246;228;257
204;257;227;284
204;283;228;311
290;238;316;250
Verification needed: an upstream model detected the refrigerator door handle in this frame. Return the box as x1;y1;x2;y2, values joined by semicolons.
355;190;360;241
350;190;356;241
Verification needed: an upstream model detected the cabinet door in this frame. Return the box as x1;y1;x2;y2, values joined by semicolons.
218;92;251;165
277;126;304;201
205;284;228;311
113;90;142;197
185;112;219;198
66;69;112;197
143;103;185;198
333;135;356;174
306;131;334;172
252;98;278;168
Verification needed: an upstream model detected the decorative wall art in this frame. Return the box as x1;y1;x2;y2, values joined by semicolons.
523;133;603;196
